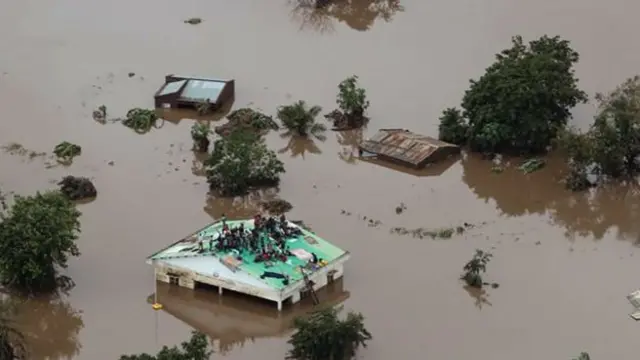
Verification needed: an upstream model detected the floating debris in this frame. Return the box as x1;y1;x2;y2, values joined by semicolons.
395;202;407;214
57;176;97;201
92;105;107;123
519;158;545;174
260;199;293;214
184;18;202;25
2;142;46;159
390;223;471;239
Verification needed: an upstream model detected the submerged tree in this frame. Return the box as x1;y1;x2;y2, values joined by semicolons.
53;142;81;163
214;108;279;137
205;130;285;196
122;108;161;134
326;76;370;130
191;122;212;152
461;249;492;288
290;0;404;33
560;75;640;190
439;35;587;154
573;352;590;360
57;176;97;201
0;191;81;293
119;331;212;360
277;101;327;139
287;306;372;360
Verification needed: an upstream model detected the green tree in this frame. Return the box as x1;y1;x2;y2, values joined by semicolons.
0;191;81;293
119;331;212;360
438;107;468;145
590;76;640;177
287;306;372;360
560;76;640;190
277;101;327;139
0;311;26;360
461;249;492;288
205;131;285;196
335;75;370;129
443;35;587;154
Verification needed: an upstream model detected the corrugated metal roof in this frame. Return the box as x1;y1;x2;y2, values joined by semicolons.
359;129;458;166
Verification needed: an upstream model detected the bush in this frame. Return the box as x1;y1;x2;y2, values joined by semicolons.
205;131;285;196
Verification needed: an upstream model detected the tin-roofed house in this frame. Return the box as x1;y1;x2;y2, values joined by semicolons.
358;128;460;169
154;74;235;110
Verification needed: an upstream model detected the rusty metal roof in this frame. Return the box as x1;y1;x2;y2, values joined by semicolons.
359;129;458;166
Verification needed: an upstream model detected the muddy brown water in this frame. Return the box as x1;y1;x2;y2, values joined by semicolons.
1;0;640;359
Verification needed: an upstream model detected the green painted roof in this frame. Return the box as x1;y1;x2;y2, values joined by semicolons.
179;79;226;102
149;220;348;290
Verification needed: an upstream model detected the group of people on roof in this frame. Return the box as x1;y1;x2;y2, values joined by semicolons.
199;213;303;263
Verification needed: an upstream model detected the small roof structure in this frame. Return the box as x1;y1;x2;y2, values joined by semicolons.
154;74;235;111
358;128;460;169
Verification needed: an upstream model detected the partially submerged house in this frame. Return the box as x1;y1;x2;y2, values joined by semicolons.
146;219;350;311
146;279;349;353
154;74;235;110
359;128;460;169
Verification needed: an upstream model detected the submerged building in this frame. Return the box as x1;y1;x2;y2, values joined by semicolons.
153;74;235;110
359;128;460;169
146;219;350;311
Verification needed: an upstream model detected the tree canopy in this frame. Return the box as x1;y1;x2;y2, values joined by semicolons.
0;191;81;293
0;309;26;360
438;35;587;154
119;331;212;360
287;306;371;360
205;130;285;196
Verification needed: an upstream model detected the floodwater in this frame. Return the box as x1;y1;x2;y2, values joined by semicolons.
1;0;640;359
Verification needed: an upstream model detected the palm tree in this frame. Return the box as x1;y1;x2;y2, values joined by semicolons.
0;312;27;360
277;101;327;140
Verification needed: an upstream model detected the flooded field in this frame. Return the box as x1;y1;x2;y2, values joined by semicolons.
1;0;640;359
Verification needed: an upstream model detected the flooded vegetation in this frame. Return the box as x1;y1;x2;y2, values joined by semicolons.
3;0;640;359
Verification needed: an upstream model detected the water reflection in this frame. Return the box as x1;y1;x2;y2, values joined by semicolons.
0;293;84;360
461;153;640;241
289;0;404;33
191;150;209;177
463;285;492;310
336;129;363;164
278;133;323;159
203;188;280;219
147;278;350;354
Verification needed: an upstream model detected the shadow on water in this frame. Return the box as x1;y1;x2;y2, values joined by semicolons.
289;0;404;33
203;188;280;220
191;150;209;177
359;155;459;177
147;278;350;355
0;292;84;360
336;129;363;164
462;153;640;241
278;132;323;159
463;285;492;310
